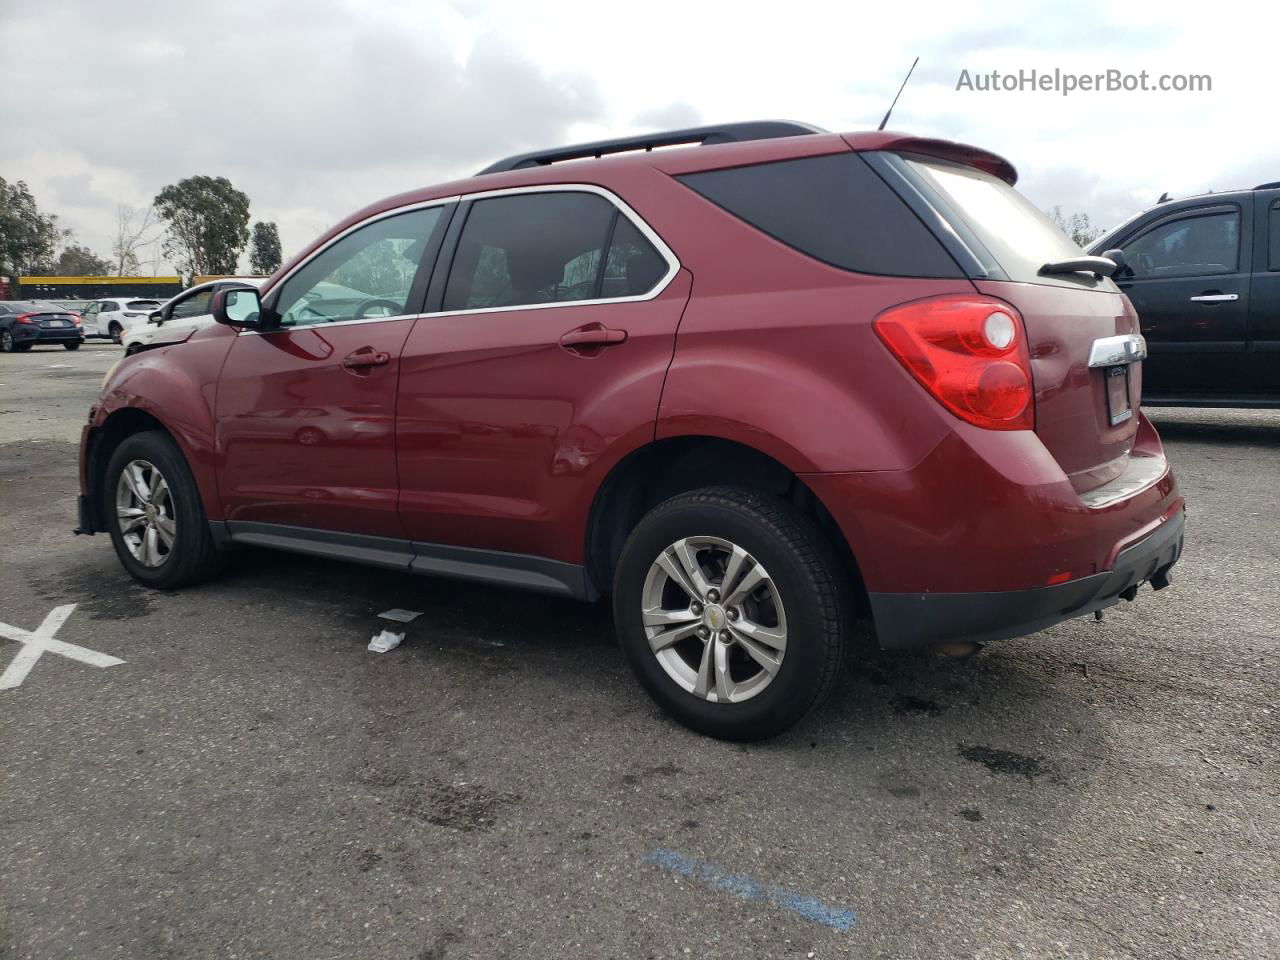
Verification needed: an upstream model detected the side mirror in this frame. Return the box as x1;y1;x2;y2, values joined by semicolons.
1101;248;1128;276
148;311;163;325
212;287;263;330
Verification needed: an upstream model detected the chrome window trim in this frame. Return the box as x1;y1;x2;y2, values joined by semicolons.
241;184;680;337
433;182;680;316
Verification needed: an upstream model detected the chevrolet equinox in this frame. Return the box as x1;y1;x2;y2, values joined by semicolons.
76;122;1185;740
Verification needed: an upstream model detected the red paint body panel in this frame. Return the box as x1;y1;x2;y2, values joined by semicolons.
977;280;1142;491
88;327;235;519
214;319;417;538
396;271;692;562
805;412;1181;594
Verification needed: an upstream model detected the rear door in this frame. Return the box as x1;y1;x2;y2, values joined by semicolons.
1112;201;1252;399
1248;190;1280;397
81;301;100;336
215;203;451;539
395;187;687;564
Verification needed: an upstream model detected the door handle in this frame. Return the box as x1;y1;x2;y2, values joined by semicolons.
1189;293;1238;303
558;324;628;352
343;348;390;369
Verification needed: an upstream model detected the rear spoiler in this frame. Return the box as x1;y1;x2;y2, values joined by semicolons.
843;132;1018;185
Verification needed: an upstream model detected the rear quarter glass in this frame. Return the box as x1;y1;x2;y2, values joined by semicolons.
676;152;964;278
896;153;1117;292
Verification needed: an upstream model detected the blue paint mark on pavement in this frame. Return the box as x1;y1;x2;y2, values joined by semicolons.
642;849;856;931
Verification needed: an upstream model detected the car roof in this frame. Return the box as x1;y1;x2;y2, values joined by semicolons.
267;125;1015;293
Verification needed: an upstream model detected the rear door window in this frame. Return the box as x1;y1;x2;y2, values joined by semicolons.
678;153;962;278
1122;210;1239;279
442;191;665;311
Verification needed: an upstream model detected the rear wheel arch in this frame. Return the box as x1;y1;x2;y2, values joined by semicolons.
584;435;867;614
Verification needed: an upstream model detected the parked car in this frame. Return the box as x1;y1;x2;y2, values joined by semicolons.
123;278;266;355
75;122;1185;740
0;301;85;351
81;296;165;343
1088;182;1280;405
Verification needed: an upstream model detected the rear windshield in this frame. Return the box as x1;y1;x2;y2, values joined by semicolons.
126;300;161;310
904;156;1083;284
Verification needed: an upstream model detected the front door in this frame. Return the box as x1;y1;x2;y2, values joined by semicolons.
1116;201;1253;399
215;204;450;539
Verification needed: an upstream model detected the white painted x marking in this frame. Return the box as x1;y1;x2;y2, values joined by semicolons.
0;604;124;690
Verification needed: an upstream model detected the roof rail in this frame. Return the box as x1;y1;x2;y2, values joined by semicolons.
477;120;826;175
1255;180;1280;190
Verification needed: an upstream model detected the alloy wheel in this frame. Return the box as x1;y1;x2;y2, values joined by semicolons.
641;536;788;704
115;459;176;567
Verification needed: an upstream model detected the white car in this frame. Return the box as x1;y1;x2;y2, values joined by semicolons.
122;278;265;355
81;296;165;343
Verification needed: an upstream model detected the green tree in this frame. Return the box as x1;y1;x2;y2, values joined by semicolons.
1049;205;1103;249
153;175;251;276
249;221;283;275
29;243;111;276
0;177;61;275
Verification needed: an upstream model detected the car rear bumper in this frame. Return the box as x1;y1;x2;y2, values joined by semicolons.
803;411;1185;649
14;326;84;343
867;507;1184;648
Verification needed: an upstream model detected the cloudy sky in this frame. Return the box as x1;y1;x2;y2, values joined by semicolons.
2;0;1273;273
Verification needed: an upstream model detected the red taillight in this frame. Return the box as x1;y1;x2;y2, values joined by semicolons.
71;313;83;326
873;295;1035;430
15;313;37;325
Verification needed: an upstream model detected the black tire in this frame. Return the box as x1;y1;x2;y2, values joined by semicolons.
125;344;142;356
109;323;122;344
613;486;849;741
64;341;81;350
0;329;14;352
103;430;226;589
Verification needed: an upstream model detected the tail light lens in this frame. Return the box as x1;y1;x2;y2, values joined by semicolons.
873;295;1034;430
71;313;83;326
15;313;37;325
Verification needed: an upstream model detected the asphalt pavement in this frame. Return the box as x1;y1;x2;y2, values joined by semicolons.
1;341;1277;959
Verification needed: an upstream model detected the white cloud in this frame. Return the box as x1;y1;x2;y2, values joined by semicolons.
1;0;1272;271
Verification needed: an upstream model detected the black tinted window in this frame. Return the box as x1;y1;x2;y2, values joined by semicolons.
1269;201;1280;271
1123;211;1239;279
678;153;961;278
171;289;213;319
444;192;625;310
602;215;667;297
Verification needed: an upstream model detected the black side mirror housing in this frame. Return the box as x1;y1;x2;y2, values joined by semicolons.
212;286;264;330
148;311;163;325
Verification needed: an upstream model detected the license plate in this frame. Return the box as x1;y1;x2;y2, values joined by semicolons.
49;319;66;327
1105;365;1132;426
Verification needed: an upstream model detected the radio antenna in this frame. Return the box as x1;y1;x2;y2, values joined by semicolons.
878;56;919;131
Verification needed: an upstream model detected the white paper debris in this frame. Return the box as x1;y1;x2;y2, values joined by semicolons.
378;608;423;623
368;629;404;653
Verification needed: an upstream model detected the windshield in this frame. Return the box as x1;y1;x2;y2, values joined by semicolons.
905;156;1085;284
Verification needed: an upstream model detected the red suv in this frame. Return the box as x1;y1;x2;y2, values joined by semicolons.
76;122;1184;740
